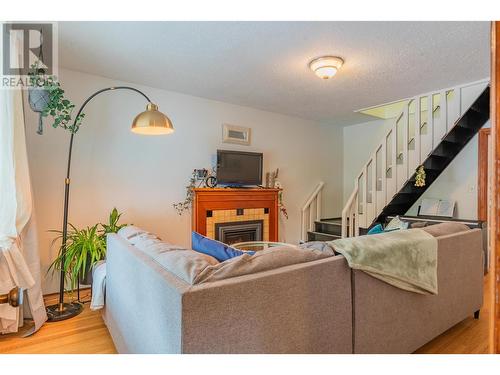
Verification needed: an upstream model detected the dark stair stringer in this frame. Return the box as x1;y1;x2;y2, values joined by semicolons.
307;86;489;241
374;85;490;225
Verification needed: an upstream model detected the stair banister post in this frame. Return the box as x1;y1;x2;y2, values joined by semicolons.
428;94;434;154
354;192;360;237
389;120;397;200
309;204;314;232
381;141;387;210
316;189;322;222
415;97;422;165
371;154;377;218
403;105;409;183
441;90;448;136
300;210;305;243
301;182;324;242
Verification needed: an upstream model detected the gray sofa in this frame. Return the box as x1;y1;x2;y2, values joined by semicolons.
352;228;483;353
103;225;483;354
103;234;353;354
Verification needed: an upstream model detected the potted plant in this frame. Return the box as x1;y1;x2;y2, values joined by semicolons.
48;208;127;289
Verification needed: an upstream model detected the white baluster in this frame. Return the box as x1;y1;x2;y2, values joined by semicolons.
415;97;421;165
428;94;434;155
354;179;359;237
316;190;322;222
441;90;448;139
309;205;314;233
380;142;387;211
397;106;409;190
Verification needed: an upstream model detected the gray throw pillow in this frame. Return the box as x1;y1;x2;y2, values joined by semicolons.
410;221;428;228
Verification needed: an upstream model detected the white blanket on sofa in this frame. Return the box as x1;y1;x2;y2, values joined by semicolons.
90;261;107;310
329;229;438;295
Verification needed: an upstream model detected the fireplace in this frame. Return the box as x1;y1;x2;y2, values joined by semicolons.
215;220;263;245
192;188;280;242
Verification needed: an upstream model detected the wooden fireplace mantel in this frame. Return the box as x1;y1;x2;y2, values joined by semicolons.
192;188;280;241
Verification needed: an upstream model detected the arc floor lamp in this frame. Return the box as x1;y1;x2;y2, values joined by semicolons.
46;86;174;321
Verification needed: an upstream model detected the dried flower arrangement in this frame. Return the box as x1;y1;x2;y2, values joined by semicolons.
415;165;426;187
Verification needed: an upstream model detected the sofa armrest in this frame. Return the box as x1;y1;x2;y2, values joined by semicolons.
352;229;483;354
105;234;191;353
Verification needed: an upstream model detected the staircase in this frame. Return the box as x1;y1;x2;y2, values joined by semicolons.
307;218;343;241
302;80;490;242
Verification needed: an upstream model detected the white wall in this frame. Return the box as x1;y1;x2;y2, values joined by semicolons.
25;68;343;294
342;118;392;203
405;126;488;219
342;81;489;220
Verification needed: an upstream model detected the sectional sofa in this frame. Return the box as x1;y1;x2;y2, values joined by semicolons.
102;223;483;353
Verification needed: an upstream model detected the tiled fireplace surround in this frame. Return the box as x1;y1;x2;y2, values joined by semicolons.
207;208;270;243
192;188;280;244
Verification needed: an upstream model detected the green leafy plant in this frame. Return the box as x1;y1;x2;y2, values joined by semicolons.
101;208;127;235
173;170;198;215
48;208;127;290
48;224;106;290
29;61;85;134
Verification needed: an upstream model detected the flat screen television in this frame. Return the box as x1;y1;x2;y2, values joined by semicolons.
216;150;263;186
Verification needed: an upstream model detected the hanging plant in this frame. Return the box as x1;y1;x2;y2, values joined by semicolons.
173;169;216;215
415;165;426;187
28;60;85;134
173;170;198;215
274;180;288;220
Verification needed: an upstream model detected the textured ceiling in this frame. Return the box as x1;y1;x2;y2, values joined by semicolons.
58;21;490;126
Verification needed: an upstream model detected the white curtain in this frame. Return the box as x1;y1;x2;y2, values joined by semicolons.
0;36;47;334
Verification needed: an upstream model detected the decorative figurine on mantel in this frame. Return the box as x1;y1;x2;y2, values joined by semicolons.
265;168;279;188
265;168;288;219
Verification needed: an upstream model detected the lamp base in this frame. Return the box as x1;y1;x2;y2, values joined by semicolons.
46;302;83;322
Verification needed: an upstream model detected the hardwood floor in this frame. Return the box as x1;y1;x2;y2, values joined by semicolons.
0;277;490;354
0;290;116;354
415;275;491;354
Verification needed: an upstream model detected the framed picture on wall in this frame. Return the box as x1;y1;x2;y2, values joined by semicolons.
222;123;251;145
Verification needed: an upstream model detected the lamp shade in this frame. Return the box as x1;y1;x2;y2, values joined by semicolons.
131;103;174;135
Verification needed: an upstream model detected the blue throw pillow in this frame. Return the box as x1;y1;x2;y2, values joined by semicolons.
367;224;384;235
191;232;254;262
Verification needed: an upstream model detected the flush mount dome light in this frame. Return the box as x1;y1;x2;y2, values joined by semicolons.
308;56;344;80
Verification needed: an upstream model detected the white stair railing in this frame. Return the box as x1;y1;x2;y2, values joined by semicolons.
341;183;358;238
301;181;325;242
341;79;489;238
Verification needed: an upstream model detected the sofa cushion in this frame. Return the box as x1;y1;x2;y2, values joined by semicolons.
191;231;253;262
193;245;331;284
118;226;219;284
421;222;470;237
385;216;409;231
409;221;428;228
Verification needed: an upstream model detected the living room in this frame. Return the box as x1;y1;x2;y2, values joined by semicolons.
1;1;500;372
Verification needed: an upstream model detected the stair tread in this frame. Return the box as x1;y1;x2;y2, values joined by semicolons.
317;217;342;224
307;232;341;241
315;219;342;226
346;86;489;233
308;231;340;235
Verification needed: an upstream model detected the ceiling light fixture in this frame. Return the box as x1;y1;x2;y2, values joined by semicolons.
308;56;344;80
